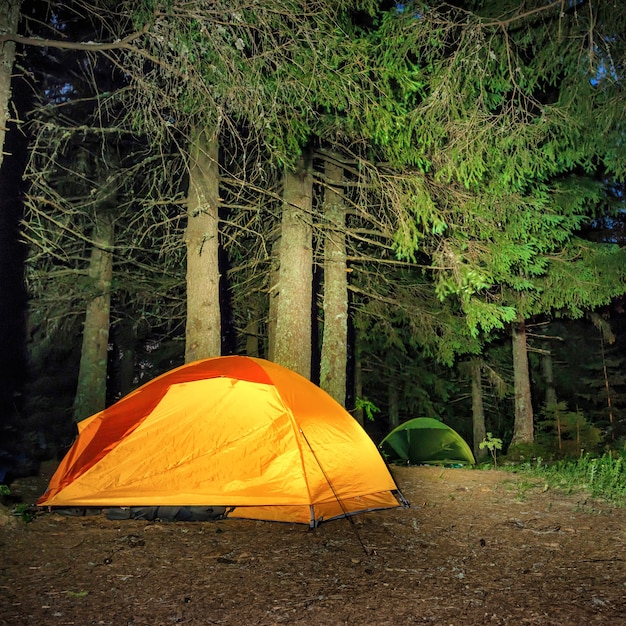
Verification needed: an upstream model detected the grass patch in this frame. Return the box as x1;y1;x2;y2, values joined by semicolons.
505;452;626;506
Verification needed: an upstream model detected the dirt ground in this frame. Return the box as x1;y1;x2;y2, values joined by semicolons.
1;464;625;625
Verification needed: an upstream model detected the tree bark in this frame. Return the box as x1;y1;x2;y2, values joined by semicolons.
0;0;20;173
388;384;400;429
353;348;364;426
244;293;260;357
114;317;136;399
73;212;114;422
185;128;221;362
542;344;558;409
471;358;488;461
273;156;313;379
267;234;280;362
319;159;348;405
510;318;535;445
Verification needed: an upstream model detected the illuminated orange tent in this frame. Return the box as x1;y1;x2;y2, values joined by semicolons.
38;356;406;526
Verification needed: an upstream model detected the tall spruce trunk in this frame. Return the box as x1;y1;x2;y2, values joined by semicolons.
542;345;558;409
244;293;260;357
471;358;487;461
510;318;534;445
267;235;281;362
273;156;313;379
388;384;400;429
0;0;20;173
73;212;114;422
354;348;364;426
319;159;348;405
185;128;221;362
113;318;136;399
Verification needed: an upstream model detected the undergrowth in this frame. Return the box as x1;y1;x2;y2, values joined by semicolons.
506;452;626;506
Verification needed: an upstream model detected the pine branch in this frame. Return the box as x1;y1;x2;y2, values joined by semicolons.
0;21;151;51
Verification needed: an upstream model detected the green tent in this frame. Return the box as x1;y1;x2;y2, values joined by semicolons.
379;418;475;466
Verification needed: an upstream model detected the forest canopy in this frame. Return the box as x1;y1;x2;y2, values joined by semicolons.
1;0;625;476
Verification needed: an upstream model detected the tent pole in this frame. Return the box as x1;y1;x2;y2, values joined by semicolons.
298;427;371;555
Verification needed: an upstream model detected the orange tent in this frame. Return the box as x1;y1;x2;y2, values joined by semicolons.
38;356;406;526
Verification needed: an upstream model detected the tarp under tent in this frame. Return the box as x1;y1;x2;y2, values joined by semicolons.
38;356;407;526
379;418;476;466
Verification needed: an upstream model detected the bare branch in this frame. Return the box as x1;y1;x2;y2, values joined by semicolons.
0;21;151;51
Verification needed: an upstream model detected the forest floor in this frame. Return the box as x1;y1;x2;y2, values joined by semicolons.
1;463;625;625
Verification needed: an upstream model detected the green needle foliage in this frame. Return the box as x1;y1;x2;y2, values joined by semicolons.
14;1;626;447
379;1;626;336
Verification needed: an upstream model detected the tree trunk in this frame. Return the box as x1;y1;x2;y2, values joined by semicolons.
319;159;348;405
353;348;364;426
273;156;313;379
388;384;400;429
510;318;534;445
542;346;563;452
185;128;221;362
244;293;260;357
267;234;280;362
600;336;615;437
0;0;20;173
542;344;558;409
114;317;136;399
471;358;487;461
73;212;114;422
